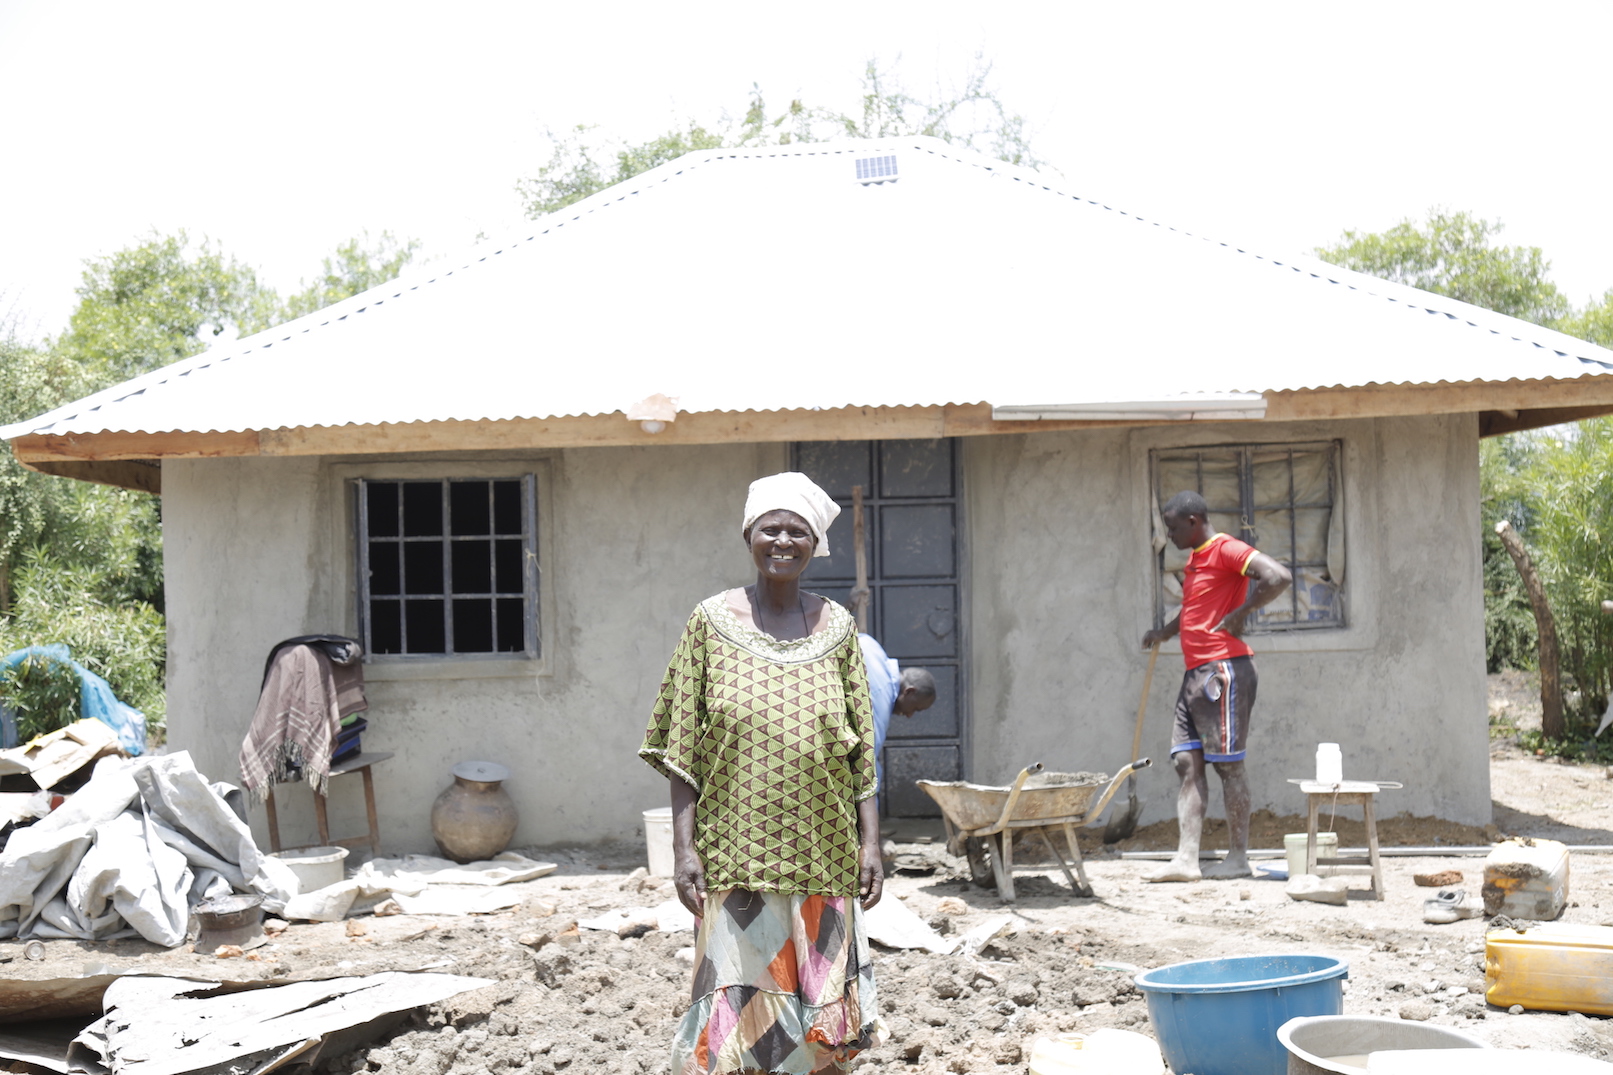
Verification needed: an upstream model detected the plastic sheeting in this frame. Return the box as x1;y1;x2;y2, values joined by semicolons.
0;645;146;755
0;751;296;945
278;852;557;922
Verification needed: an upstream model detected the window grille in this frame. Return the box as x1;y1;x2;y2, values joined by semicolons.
355;476;538;658
1151;441;1344;632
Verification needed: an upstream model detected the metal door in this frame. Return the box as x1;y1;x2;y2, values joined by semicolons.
792;439;966;816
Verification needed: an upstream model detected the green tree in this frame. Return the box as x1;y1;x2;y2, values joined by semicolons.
1557;289;1613;348
0;337;88;610
1480;435;1540;673
2;230;419;743
53;231;281;386
518;56;1044;218
1315;209;1571;327
281;231;420;320
0;336;166;738
1526;420;1613;738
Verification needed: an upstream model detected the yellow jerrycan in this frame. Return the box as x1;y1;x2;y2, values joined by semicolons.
1485;923;1613;1015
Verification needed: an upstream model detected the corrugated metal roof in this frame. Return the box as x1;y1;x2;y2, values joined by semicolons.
6;137;1610;440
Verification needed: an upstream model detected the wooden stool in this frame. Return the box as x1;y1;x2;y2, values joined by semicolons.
265;751;393;855
1291;779;1398;901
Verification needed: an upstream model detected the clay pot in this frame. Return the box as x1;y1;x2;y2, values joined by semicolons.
430;760;518;863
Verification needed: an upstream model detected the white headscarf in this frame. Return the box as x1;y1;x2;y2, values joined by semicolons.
742;472;840;558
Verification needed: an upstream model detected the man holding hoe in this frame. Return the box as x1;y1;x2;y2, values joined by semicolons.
1142;491;1291;882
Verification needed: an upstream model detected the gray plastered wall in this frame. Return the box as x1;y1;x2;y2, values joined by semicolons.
964;411;1488;827
162;414;1488;855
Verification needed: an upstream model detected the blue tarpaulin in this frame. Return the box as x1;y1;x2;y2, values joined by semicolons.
0;644;146;754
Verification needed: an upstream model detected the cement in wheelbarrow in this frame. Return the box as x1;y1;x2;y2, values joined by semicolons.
918;760;1149;902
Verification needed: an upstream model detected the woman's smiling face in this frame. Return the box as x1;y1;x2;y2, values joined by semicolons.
746;509;816;582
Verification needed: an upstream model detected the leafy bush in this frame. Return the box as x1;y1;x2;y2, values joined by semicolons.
1528;418;1613;724
1484;421;1613;757
0;549;165;742
1481;437;1539;672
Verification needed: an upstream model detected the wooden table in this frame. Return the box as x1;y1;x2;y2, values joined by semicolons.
1290;778;1397;901
265;751;393;855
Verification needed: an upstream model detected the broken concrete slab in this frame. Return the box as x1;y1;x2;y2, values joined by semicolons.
577;898;695;936
863;894;956;954
70;971;492;1075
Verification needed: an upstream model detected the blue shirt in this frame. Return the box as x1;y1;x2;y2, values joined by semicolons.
858;633;901;787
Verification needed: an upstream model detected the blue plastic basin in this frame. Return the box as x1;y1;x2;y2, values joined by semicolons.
1134;953;1348;1075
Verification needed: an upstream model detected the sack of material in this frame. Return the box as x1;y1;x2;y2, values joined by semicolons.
0;751;296;945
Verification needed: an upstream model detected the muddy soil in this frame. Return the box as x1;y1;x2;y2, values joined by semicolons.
6;674;1613;1074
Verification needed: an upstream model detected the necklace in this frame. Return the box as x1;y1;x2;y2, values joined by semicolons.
749;588;809;640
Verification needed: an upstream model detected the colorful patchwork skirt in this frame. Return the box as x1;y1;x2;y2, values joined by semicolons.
672;889;887;1074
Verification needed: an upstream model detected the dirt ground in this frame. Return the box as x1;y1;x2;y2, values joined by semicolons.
6;672;1613;1074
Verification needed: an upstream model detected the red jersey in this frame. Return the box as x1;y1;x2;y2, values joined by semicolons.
1179;533;1258;669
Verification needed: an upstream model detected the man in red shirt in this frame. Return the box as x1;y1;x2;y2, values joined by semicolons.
1142;490;1292;882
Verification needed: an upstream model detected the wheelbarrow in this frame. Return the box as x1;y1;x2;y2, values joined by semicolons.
917;759;1151;902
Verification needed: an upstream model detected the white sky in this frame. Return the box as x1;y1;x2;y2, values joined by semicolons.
2;0;1609;342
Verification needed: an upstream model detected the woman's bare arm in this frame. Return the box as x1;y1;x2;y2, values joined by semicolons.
857;796;883;909
670;776;706;916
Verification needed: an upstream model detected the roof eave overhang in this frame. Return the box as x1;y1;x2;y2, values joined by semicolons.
12;377;1613;494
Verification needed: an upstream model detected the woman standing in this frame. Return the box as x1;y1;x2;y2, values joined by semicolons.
640;472;886;1075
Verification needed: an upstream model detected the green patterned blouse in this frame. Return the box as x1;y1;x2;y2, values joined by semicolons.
639;593;877;896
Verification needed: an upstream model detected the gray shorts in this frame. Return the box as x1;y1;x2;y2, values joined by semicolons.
1170;656;1258;763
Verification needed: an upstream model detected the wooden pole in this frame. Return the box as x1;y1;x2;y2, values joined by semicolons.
1495;520;1564;739
851;485;870;632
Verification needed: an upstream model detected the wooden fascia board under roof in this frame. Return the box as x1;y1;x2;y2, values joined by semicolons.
12;376;1613;494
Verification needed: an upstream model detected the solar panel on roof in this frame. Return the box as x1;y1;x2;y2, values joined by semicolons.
855;154;898;184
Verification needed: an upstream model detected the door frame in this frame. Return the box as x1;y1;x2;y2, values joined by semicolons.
789;436;973;811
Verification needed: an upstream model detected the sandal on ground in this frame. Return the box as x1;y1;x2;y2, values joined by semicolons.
1423;888;1483;924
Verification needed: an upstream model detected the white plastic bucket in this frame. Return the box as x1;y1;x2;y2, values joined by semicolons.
1285;832;1339;878
644;807;674;877
272;846;350;895
1028;1029;1163;1074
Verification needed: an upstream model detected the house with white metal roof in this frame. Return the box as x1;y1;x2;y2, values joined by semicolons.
8;137;1612;849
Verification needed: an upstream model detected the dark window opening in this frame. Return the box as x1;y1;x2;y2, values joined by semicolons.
1152;441;1344;632
358;477;538;658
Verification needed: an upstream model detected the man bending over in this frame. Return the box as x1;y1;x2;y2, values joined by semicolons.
1142;491;1291;882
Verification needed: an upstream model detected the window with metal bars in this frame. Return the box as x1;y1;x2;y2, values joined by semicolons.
356;476;538;658
1151;441;1345;632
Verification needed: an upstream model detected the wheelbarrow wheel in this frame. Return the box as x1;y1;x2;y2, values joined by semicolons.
964;836;995;888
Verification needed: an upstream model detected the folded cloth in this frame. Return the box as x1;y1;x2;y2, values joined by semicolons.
239;643;365;801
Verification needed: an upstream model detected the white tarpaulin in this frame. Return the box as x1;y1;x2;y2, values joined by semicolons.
278;852;557;922
0;752;296;945
355;852;557;888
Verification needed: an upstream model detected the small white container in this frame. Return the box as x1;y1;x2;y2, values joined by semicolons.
1028;1029;1163;1074
1315;742;1343;784
643;807;675;877
271;845;349;895
1285;832;1339;878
